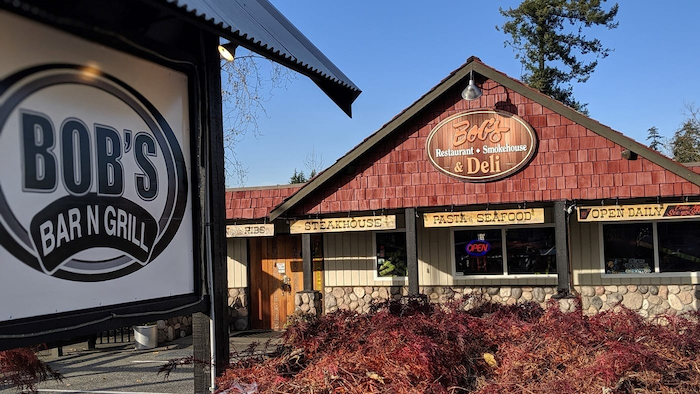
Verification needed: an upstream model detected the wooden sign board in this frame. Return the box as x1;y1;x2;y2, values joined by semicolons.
226;224;274;237
424;208;545;227
426;110;537;182
290;215;396;234
578;203;700;222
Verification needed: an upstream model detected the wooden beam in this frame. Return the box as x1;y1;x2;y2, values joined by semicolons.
554;201;571;297
406;208;419;295
302;233;313;291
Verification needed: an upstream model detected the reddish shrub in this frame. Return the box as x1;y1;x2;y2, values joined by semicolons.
216;297;700;394
1;348;62;393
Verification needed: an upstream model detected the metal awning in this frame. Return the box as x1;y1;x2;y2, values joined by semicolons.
162;0;361;116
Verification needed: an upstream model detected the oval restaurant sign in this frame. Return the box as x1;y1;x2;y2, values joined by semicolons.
0;64;188;282
426;110;538;181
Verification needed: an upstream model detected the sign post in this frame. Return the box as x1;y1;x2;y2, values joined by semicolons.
0;1;359;392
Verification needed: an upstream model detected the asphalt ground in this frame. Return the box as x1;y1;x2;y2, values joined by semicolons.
0;331;283;394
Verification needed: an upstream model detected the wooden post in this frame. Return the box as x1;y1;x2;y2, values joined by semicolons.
406;208;419;295
194;31;230;394
192;312;211;392
302;233;313;291
554;200;571;297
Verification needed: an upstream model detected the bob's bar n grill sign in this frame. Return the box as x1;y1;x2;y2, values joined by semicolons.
0;12;195;326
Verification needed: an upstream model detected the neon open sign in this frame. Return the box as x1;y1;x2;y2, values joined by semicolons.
466;239;491;256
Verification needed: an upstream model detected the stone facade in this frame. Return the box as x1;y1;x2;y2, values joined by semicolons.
578;284;699;317
229;287;249;331
295;290;323;317
324;286;409;313
324;285;700;317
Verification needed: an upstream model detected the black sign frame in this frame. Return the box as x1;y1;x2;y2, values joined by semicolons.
0;7;208;351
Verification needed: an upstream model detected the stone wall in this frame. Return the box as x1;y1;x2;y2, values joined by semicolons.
324;285;700;317
578;285;698;317
294;291;323;317
228;287;249;331
156;316;192;344
325;286;409;313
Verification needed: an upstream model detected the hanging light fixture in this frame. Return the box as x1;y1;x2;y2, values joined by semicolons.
461;70;482;101
218;42;237;62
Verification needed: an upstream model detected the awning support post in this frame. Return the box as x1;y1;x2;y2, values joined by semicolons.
406;208;419;295
297;232;322;317
302;233;313;292
553;200;572;298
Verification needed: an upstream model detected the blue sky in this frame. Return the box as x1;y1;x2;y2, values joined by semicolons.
228;1;700;187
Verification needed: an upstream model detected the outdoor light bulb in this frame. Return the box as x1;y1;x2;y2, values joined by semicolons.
461;79;482;101
79;62;102;82
218;45;235;62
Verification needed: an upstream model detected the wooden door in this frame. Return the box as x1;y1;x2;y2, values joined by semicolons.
249;235;304;330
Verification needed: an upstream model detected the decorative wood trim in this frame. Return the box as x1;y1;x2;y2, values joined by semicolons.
578;203;700;222
424;208;545;228
290;215;397;234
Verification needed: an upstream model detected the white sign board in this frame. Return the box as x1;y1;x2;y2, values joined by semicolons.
0;12;194;322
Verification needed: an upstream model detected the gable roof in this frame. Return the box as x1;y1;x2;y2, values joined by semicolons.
3;0;361;117
161;0;361;116
226;184;303;220
269;56;700;220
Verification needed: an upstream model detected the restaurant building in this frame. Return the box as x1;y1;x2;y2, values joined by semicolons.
225;57;700;330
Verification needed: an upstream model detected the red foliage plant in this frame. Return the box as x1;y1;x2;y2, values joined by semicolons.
216;295;700;394
0;348;62;393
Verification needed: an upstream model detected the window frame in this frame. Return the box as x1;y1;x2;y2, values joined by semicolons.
599;218;700;278
451;223;558;280
373;229;409;283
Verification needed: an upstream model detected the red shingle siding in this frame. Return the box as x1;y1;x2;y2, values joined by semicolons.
226;185;302;220
290;80;699;217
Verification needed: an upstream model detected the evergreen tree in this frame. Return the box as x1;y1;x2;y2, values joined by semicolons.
498;0;619;113
671;120;700;163
646;126;663;151
289;169;307;184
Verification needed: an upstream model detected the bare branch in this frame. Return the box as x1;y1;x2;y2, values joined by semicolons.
303;146;324;178
221;48;297;186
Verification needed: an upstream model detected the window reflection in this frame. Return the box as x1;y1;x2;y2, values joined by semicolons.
506;227;556;274
658;221;700;272
603;223;653;274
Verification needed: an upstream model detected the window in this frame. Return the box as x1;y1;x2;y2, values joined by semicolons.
506;227;556;275
658;221;700;272
602;220;700;275
376;232;407;277
454;226;556;277
455;229;503;275
602;223;653;274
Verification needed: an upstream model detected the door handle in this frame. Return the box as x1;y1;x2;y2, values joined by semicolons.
281;274;291;294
